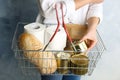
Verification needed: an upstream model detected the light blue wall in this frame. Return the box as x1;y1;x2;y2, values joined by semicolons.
89;0;120;80
0;0;120;80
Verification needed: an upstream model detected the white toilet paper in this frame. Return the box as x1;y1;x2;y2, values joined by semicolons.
45;25;67;50
24;22;45;44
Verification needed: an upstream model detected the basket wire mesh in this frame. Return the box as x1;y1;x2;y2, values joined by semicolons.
12;22;106;78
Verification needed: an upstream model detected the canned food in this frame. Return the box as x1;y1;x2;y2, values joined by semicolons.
70;54;89;75
56;52;71;74
72;41;88;53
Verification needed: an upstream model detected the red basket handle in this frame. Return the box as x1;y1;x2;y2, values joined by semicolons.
43;2;77;51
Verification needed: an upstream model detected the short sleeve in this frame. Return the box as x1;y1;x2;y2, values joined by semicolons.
87;3;103;24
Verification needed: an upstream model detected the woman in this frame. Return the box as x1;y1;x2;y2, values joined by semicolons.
36;0;103;80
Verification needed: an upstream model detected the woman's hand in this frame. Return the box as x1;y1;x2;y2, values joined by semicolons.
80;28;97;51
74;0;103;10
89;0;104;3
80;17;100;51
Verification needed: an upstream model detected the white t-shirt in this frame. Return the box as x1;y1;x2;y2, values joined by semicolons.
36;0;103;25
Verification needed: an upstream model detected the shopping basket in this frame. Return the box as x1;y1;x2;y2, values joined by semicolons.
12;22;106;77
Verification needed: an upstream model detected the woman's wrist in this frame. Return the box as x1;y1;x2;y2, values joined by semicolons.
74;0;104;10
89;0;104;4
74;0;90;10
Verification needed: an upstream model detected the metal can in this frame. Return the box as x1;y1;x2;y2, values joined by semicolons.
56;52;71;74
70;54;89;75
73;41;88;53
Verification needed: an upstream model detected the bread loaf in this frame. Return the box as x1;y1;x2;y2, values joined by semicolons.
19;33;57;74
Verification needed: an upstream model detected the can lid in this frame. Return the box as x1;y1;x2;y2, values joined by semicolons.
71;54;89;65
57;52;71;59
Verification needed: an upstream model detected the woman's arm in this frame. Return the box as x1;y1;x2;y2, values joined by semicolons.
75;0;103;10
80;3;103;50
80;17;99;50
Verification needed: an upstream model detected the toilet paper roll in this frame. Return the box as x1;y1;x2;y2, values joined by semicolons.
24;23;45;44
45;25;67;50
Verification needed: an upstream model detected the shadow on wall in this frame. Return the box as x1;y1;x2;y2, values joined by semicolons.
0;0;40;80
0;0;39;56
0;0;39;22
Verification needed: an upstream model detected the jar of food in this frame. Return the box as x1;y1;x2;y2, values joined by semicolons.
70;54;89;75
56;52;71;74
